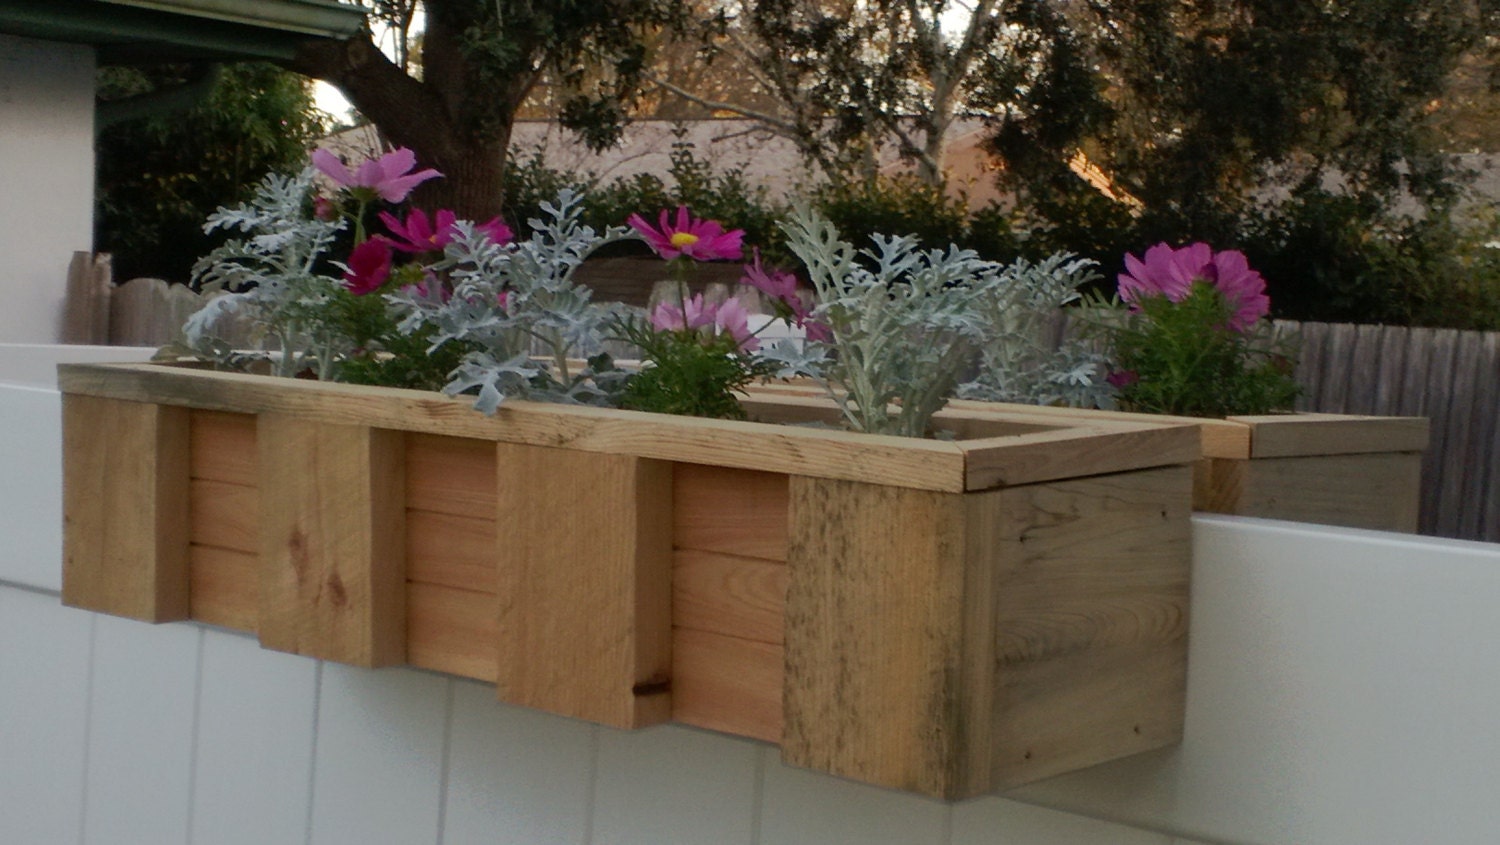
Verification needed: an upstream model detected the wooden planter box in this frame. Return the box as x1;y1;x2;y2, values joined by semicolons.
58;362;1200;799
750;385;1429;533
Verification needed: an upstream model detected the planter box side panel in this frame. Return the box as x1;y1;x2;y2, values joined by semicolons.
61;394;191;622
670;464;789;743
984;464;1193;790
1221;452;1424;532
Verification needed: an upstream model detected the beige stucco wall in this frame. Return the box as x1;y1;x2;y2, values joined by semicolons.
0;33;95;343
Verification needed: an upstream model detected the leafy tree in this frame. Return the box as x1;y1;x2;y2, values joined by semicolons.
286;0;692;219
95;62;326;283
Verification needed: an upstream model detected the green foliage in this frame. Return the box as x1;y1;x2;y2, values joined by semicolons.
95;63;326;283
811;176;969;258
323;290;477;391
1105;285;1299;417
615;318;772;419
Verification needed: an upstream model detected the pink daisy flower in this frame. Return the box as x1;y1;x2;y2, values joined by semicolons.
627;207;744;261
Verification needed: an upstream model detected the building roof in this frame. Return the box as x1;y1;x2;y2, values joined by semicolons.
0;0;365;63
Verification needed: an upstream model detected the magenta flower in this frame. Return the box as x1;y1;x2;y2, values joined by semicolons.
1106;369;1140;389
474;217;515;246
1118;242;1271;331
311;147;442;203
628;207;744;261
342;238;393;295
313;195;338;221
651;293;718;333
802;318;833;344
741;249;804;315
380;208;457;253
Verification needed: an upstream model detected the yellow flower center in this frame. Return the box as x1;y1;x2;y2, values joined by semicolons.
670;232;701;249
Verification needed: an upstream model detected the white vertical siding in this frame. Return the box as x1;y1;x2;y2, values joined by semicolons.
0;36;96;343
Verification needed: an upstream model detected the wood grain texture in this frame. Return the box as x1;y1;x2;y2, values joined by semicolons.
406;433;494;519
671;628;783;743
256;416;407;667
982;466;1192;789
61;394;191;622
1235;413;1430;458
60;363;970;492
673;550;787;645
189;410;256;484
673;464;788;561
961;423;1200;491
189;479;257;554
782;477;991;798
406;509;496;593
1235;453;1425;532
494;443;674;728
407;582;497;682
189;545;257;632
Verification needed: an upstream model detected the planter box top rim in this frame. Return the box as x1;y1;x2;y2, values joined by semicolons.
58;362;1200;493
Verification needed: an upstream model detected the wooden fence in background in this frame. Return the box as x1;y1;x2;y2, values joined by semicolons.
1284;320;1500;543
59;253;1500;543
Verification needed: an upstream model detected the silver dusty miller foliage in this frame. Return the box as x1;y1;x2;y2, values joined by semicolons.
771;207;1004;438
182;167;349;379
959;253;1115;409
392;190;634;414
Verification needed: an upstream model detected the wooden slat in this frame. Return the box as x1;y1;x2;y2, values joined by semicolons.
189;479;258;554
1478;333;1500;541
494;444;674;729
1441;333;1485;540
671;627;782;743
406;509;496;593
1424;329;1461;537
1236;414;1430;459
1372;324;1410;414
189;544;257;632
1322;322;1358;412
61;394;191;622
1288;319;1327;413
256;416;407;667
782;477;990;799
673;464;788;561
673;549;786;645
189;410;256;484
60;363;971;493
1236;453;1424;532
1342;324;1384;415
408;582;497;682
406;433;494;519
961;424;1200;491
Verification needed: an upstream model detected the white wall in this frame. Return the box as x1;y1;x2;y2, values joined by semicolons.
9;346;1500;844
0;34;96;343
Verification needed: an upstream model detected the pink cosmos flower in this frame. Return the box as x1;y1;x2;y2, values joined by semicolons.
651;293;718;333
1118;242;1271;332
313;195;338;221
714;298;758;352
741;249;804;315
802;318;833;344
1106;369;1140;389
311;147;442;203
343;238;393;295
474;217;515;246
380;209;516;254
628;207;744;261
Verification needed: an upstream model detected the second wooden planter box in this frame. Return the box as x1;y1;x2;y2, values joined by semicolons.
59;362;1200;799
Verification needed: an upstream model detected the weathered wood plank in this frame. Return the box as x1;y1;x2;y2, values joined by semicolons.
671;627;783;743
1478;333;1500;542
1423;329;1461;537
1372;323;1410;414
1236;453;1424;532
189;479;258;554
256;416;407;667
405;433;494;519
494;444;674;729
189;410;256;484
406;509;496;593
1236;414;1430;459
61;395;191;622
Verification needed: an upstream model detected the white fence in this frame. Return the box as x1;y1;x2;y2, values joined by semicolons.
7;345;1500;844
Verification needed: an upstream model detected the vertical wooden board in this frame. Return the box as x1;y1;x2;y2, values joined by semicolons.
1345;323;1387;415
1479;333;1500;542
189;545;258;632
782;477;989;799
672;627;783;742
257;415;406;667
1319;322;1357;412
407;582;497;682
1423;329;1461;537
981;466;1192;789
1192;457;1244;515
1290;320;1325;412
494;443;673;728
61;394;190;622
405;508;496;592
1373;324;1411;415
1446;332;1487;540
673;463;789;561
